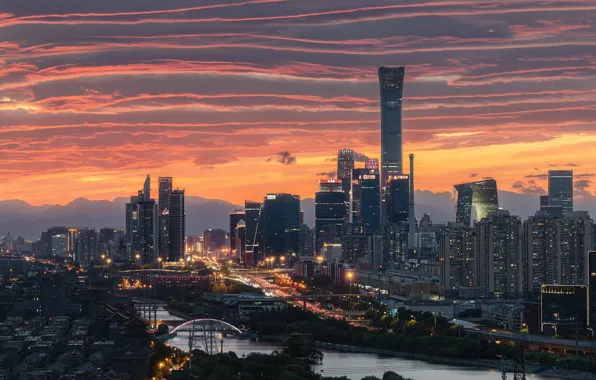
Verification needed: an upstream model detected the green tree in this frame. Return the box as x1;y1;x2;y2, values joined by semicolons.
282;334;324;364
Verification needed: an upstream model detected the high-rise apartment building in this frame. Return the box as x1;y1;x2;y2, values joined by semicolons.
244;201;262;265
560;211;593;285
439;223;475;297
298;224;314;257
76;228;98;266
315;180;347;253
168;189;185;262
126;191;143;259
548;170;573;214
158;177;173;260
379;66;405;185
524;212;561;294
475;210;523;297
454;178;499;226
230;210;246;257
262;193;301;258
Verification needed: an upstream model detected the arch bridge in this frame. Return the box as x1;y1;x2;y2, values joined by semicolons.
168;318;243;355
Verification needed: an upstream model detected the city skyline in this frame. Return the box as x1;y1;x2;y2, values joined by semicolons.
2;1;596;205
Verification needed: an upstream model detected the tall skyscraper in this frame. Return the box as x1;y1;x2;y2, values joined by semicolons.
386;174;409;224
548;170;573;214
524;211;561;294
439;223;475;297
379;66;405;188
168;189;185;262
126;191;143;259
475;210;523;297
137;198;158;264
540;194;563;218
560;211;592;285
158;177;173;260
337;149;355;220
408;154;416;250
76;228;98;266
454;178;499;226
351;168;381;234
589;251;596;324
315;180;347;253
229;210;246;257
244;201;262;266
235;220;246;264
143;175;151;201
299;224;314;257
262;193;301;258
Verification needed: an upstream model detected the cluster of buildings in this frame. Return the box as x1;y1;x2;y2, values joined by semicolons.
0;262;153;380
125;176;185;264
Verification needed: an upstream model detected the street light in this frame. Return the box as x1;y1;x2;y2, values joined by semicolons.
135;254;140;261
158;257;163;269
346;272;354;294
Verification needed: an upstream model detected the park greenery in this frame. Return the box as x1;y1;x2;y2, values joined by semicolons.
244;307;596;372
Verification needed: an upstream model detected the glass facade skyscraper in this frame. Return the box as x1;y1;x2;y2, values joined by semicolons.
379;67;405;186
168;189;185;262
244;200;262;265
262;194;301;257
158;177;172;260
548;170;573;214
386;175;409;224
315;180;347;253
454;178;499;226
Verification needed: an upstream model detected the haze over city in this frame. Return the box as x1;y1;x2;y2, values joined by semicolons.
2;0;596;205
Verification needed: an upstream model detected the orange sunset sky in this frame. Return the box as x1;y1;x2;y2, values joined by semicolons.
1;0;595;205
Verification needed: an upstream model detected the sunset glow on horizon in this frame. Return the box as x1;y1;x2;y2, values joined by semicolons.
2;0;596;205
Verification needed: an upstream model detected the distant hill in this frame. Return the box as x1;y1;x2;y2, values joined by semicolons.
1;190;594;240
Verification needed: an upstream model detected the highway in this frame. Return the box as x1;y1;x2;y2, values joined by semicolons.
463;327;596;353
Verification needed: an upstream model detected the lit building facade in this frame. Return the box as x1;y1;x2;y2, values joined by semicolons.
158;177;173;260
454;179;499;226
378;66;405;186
168;189;185;262
315;181;347;253
262;193;301;258
548;170;573;214
386;174;409;225
523;212;561;294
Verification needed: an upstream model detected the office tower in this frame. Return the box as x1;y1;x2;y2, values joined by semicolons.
137;198;158;264
549;170;573;214
235;220;246;264
51;234;67;257
420;213;432;228
454;178;499;226
158;177;173;260
300;210;304;226
540;194;563;218
365;158;379;170
439;223;475;297
143;174;151;201
126;191;143;259
244;201;262;266
230;210;246;257
67;227;77;254
386;174;409;224
202;229;227;257
408;154;416;249
337;149;355;219
315;180;347;253
168;189;185;262
262;193;301;258
589;251;596;324
351;168;381;234
560;211;593;285
541;284;589;331
41;275;67;317
475;210;523;297
379;66;405;186
524;212;562;294
299;224;314;257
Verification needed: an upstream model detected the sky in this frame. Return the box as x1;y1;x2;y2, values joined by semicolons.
1;0;596;206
